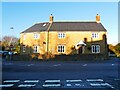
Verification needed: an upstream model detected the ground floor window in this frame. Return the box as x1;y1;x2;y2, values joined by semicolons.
23;46;26;52
92;45;100;53
58;45;65;53
33;45;39;53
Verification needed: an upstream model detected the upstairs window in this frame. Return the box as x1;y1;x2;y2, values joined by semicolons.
34;33;39;39
58;45;65;53
23;34;26;40
58;33;65;38
92;33;99;38
92;45;100;53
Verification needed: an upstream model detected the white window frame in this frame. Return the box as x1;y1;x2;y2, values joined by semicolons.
58;32;65;38
23;46;26;52
33;45;39;53
34;33;40;39
92;45;100;53
92;33;99;38
57;45;65;53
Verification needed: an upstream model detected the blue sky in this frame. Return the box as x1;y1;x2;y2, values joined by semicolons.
1;2;118;44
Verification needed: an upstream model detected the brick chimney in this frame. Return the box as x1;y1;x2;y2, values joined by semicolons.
96;14;100;23
49;14;54;23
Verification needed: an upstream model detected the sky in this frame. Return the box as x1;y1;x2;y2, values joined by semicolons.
1;2;119;44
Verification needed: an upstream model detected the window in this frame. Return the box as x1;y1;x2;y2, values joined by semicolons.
92;45;100;53
33;46;39;53
23;46;26;52
58;33;65;38
92;33;99;38
23;34;26;40
43;23;47;27
58;45;65;53
34;33;39;39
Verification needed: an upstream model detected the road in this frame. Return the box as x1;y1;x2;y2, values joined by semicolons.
1;57;120;90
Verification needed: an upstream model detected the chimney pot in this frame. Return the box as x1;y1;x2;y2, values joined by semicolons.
96;14;100;23
49;14;54;23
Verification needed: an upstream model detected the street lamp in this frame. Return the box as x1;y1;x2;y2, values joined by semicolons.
9;27;14;61
9;27;14;46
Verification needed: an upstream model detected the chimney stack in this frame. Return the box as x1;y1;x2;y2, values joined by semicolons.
49;14;54;23
96;14;100;23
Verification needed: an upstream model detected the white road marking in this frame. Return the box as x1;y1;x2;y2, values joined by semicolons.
66;84;72;87
0;84;14;87
24;80;39;83
4;80;20;83
75;84;81;86
18;84;36;87
90;83;101;86
45;80;60;82
66;80;82;82
104;83;115;89
27;64;34;66
43;84;61;87
90;83;114;88
53;64;61;67
87;79;103;82
82;64;87;66
2;79;115;88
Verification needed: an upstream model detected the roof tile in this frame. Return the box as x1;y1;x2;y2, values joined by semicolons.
21;22;106;33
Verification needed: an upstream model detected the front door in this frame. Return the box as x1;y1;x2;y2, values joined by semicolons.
78;46;82;54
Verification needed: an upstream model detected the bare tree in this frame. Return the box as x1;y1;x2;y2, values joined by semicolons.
2;36;18;45
2;36;19;51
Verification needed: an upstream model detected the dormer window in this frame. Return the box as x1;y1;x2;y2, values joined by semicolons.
34;33;39;39
58;32;65;38
43;23;47;27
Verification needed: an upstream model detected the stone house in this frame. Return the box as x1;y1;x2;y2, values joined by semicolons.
20;14;108;58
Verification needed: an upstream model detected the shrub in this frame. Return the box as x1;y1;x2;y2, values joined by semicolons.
87;45;91;50
42;52;55;59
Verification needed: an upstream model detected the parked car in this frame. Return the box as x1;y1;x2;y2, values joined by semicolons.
0;51;9;57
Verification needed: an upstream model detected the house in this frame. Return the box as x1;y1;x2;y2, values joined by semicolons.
20;14;108;59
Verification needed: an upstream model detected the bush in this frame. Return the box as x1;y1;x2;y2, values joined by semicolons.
12;54;32;61
42;52;55;59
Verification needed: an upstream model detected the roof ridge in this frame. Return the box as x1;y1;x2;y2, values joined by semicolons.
54;20;97;22
35;22;49;25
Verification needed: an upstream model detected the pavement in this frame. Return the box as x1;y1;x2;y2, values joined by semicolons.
1;57;120;90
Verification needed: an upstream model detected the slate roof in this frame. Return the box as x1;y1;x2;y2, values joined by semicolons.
22;22;50;33
21;21;106;33
50;22;106;31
